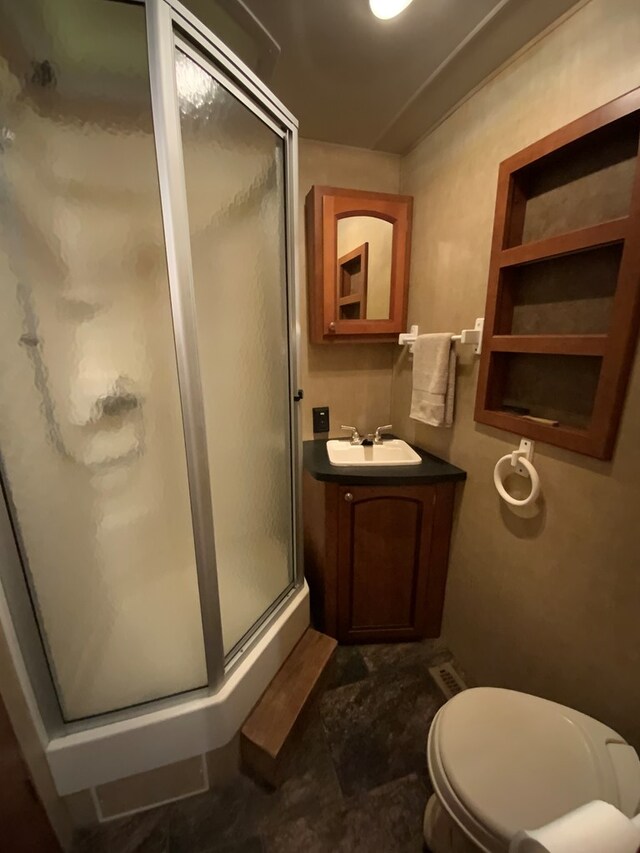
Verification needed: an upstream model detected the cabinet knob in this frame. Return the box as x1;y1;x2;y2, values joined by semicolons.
328;321;336;332
344;492;353;502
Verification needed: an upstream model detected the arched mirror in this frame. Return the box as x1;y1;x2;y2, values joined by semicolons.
305;186;413;342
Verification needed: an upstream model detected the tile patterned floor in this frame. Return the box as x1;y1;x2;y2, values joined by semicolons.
73;639;454;853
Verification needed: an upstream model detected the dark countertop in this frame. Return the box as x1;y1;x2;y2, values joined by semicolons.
303;438;467;486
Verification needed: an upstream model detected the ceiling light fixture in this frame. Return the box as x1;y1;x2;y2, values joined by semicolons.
369;0;415;20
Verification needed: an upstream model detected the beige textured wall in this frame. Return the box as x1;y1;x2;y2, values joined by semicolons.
391;0;640;746
298;139;400;439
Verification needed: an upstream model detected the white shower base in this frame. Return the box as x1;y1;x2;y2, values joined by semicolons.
45;581;309;795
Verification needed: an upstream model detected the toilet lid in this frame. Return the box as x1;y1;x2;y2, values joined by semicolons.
434;688;620;844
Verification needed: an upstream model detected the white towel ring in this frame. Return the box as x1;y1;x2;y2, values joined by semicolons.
493;453;540;507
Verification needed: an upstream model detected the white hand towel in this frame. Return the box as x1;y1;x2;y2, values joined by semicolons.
410;333;456;427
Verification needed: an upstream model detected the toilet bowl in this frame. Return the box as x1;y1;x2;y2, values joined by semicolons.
424;687;640;853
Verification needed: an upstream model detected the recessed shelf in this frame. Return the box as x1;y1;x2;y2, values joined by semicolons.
339;302;363;320
475;88;640;458
505;114;640;249
492;353;602;431
498;244;622;337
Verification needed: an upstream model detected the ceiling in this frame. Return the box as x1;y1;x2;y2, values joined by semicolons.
187;0;582;154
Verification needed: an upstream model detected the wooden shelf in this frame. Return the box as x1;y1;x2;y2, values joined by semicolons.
480;409;593;455
338;293;362;306
489;335;607;356
475;87;640;459
499;218;628;268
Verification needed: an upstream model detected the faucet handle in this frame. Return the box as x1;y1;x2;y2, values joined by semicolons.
374;424;393;443
340;425;362;445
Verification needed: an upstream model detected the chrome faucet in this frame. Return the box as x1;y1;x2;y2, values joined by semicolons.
341;424;392;445
366;424;393;445
340;425;364;445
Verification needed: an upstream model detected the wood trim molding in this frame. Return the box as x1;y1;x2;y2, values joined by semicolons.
499;87;640;175
489;335;608;356
498;218;627;268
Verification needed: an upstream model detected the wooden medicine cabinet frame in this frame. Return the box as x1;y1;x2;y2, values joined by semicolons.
475;88;640;459
305;185;413;343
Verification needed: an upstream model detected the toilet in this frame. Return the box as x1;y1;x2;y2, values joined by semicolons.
424;687;640;852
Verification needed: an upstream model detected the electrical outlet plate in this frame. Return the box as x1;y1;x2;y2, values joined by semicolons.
312;407;330;433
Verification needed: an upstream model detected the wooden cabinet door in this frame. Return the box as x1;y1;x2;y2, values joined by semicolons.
336;484;436;643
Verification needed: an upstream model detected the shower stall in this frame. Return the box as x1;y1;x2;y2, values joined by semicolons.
0;0;308;794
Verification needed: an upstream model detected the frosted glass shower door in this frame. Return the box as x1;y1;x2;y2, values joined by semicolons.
175;45;295;655
0;0;207;719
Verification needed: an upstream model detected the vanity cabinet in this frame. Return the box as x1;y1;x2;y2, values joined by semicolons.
303;440;465;644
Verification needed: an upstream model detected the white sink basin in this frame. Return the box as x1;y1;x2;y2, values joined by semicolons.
326;439;422;467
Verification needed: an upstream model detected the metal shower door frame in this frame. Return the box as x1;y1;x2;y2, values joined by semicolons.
145;0;304;685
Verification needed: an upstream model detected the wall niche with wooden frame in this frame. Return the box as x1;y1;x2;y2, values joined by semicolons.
475;88;640;459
